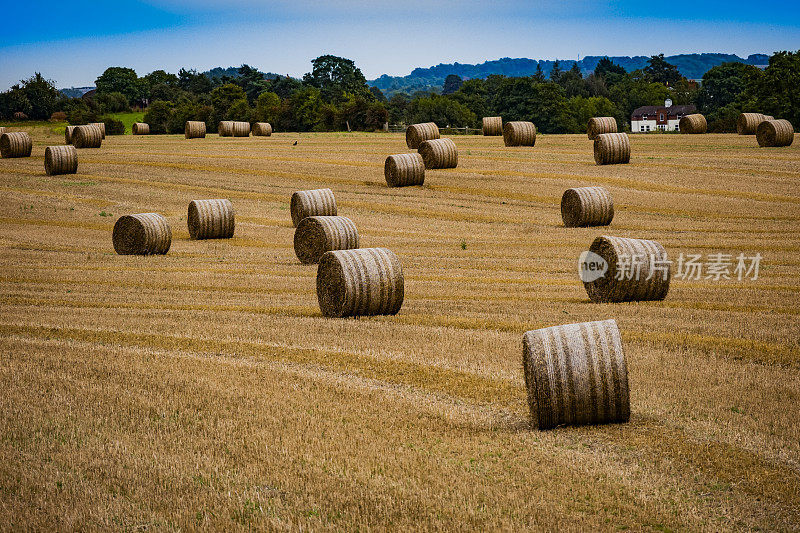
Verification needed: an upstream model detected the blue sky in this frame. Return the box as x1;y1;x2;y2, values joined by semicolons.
1;1;798;89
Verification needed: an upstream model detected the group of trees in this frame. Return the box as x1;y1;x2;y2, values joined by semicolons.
1;51;798;134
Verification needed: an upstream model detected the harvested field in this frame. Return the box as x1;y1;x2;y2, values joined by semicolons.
0;128;799;530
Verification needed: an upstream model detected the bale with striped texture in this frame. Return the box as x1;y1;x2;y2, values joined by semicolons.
185;121;206;139
503;121;536;147
132;122;150;135
290;188;337;227
763;115;774;121
405;122;440;149
232;121;250;137
757;119;794;147
73;125;102;148
44;145;78;175
418;138;458;169
594;133;630;165
522;319;629;430
737;113;767;135
316;247;404;317
294;216;359;264
0;127;5;135
112;213;171;255
218;121;234;137
482;116;502;136
90;122;106;139
187;199;235;239
384;153;425;186
0;132;33;158
561;186;614;227
65;125;77;144
679;114;707;134
587;117;617;140
252;122;272;136
583;235;670;303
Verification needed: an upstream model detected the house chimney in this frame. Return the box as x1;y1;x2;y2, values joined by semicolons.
665;98;673;108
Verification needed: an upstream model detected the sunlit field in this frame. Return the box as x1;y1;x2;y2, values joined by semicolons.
1;127;799;530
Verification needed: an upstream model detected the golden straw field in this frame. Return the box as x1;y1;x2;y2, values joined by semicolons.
1;126;799;530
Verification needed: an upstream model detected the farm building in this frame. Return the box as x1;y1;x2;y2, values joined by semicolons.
631;99;696;132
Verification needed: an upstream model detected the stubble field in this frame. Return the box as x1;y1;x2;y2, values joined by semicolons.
1;126;799;530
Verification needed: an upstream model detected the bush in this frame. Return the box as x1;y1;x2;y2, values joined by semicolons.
101;116;126;135
50;111;67;122
97;91;130;114
143;100;174;134
65;98;98;125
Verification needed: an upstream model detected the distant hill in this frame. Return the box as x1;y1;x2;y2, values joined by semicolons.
59;86;95;98
369;53;770;95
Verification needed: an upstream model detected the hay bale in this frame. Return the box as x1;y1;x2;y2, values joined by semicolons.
384;153;425;187
73;125;103;148
90;122;106;139
594;133;630;165
132;122;150;135
290;188;337;227
418;138;458;169
218;121;234;137
737;113;766;135
0;126;6;135
65;125;77;144
44;145;78;175
482;116;503;136
187;199;235;240
294;216;359;264
185;121;206;139
316;247;404;317
503;121;536;147
112;213;171;255
756;119;794;147
678;114;707;134
583;235;670;303
587;117;617;140
0;132;33;158
561;186;614;227
763;115;775;121
252;122;272;136
232;121;250;137
522;318;629;430
405;122;440;149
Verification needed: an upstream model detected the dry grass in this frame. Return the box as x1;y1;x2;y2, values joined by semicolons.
0;129;799;530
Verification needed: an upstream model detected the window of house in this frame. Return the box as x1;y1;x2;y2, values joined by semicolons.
660;114;664;121
640;125;645;132
646;125;650;131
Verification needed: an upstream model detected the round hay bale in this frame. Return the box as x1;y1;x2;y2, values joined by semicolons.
594;133;630;165
185;121;206;139
405;122;440;149
73;125;103;149
587;117;617;140
0;127;5;136
756;119;794;147
384;153;425;187
522;318;629;430
44;145;78;175
418;138;458;169
482;116;503;136
561;186;614;227
252;122;272;136
763;115;774;121
132;122;150;135
503;121;537;147
90;122;106;139
64;125;77;144
290;188;337;227
218;121;234;137
112;213;172;255
583;235;670;303
316;247;404;317
232;121;250;137
187;199;235;240
294;216;359;264
678;114;707;134
737;113;766;135
0;132;33;158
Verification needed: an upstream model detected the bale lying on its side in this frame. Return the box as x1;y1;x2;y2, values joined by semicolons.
384;153;425;187
218;121;234;137
583;235;670;302
418;138;458;169
405;122;440;149
112;213;171;255
503;121;536;147
0;132;33;158
294;216;359;264
185;121;206;139
763;115;774;121
73;125;103;148
252;122;272;136
679;114;707;134
587;117;617;140
756;119;794;147
737;113;766;135
522;318;629;430
132;122;150;135
482;116;503;136
65;126;77;144
90;122;106;139
0;127;5;135
187;199;235;239
316;247;404;317
232;121;250;137
561;186;614;227
290;188;337;227
44;145;78;175
594;133;630;165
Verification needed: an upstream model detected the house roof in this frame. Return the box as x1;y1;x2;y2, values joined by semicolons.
632;104;696;116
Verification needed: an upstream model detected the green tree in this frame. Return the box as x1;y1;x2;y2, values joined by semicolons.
95;67;141;102
143;100;173;134
20;73;62;119
267;75;304;99
566;96;619;133
211;83;247;121
302;55;372;103
442;74;463;95
695;62;762;113
178;68;213;95
369;86;387;103
227;98;252;122
558;63;589;98
550;60;563;83
644;54;681;86
594;57;626;79
407;94;476;127
255;91;281;124
282;87;324;131
533;64;546;82
752;50;800;127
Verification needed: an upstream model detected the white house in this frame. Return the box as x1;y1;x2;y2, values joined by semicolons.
631;99;697;133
